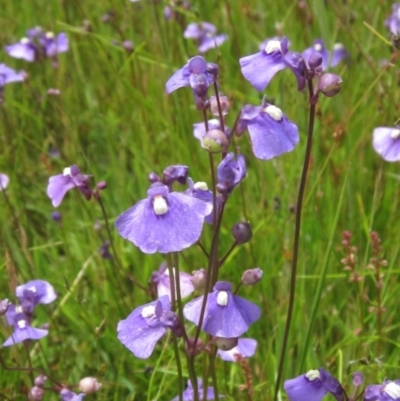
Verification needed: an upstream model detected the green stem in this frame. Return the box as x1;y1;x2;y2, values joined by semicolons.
273;79;316;401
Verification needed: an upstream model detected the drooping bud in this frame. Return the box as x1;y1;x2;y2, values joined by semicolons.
29;386;44;401
148;172;161;183
231;222;252;244
241;268;263;285
206;63;219;77
201;129;229;153
123;40;134;53
191;269;207;292
34;374;47;388
308;52;323;69
209;95;230;116
318;73;342;97
0;299;11;316
78;377;102;394
185;337;204;356
96;181;107;190
214;336;238;351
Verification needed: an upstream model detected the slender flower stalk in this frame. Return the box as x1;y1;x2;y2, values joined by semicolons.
274;79;317;401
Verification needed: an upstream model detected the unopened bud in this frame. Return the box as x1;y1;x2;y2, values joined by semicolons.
29;386;44;401
34;374;47;388
0;299;11;316
209;95;230;116
191;269;207;291
78;377;101;394
352;371;364;387
201;129;229;153
214;336;238;351
319;73;342;97
241;268;263;285
185;337;203;356
148;172;160;183
123;40;134;53
51;211;62;222
96;181;107;190
231;222;252;244
308;52;323;69
206;63;219;76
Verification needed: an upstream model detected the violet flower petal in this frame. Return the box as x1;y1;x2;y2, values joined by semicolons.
0;173;9;190
373;127;400;162
217;338;257;362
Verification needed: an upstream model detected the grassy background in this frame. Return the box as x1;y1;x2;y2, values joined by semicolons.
1;0;400;399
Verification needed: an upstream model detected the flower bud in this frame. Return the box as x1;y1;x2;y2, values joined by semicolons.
241;268;263;285
123;40;134;53
209;95;230;116
191;269;207;291
78;377;102;394
214;336;238;351
51;211;62;222
185;337;203;356
34;374;47;388
206;63;219;76
96;181;107;190
0;299;10;316
318;73;342;97
201;129;229;153
308;52;323;69
352;371;364;387
231;222;252;244
29;386;44;401
148;172;160;183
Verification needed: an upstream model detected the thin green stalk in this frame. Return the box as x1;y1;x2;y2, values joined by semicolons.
273;79;316;401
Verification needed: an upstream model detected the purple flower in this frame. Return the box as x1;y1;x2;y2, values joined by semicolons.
115;182;212;254
385;4;400;36
217;153;247;195
3;312;48;347
0;64;25;88
372;126;400;162
284;368;343;401
117;295;182;359
5;38;36;62
239;37;306;91
184;22;228;53
60;389;85;401
238;98;299;160
38;32;69;58
152;262;194;299
0;173;10;190
193;119;230;143
98;241;112;259
16;280;57;314
217;338;257;362
171;378;222;401
47;165;92;207
165;56;217;109
183;281;261;337
364;381;400;401
302;39;348;70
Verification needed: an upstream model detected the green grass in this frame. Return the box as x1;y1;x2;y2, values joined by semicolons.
1;0;400;400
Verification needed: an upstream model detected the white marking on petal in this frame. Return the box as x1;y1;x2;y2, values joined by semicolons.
209;118;220;126
333;43;344;50
28;286;37;293
263;105;283;121
217;291;228;306
63;167;72;177
194;181;208;191
314;43;322;51
384;382;400;399
265;40;281;54
153;195;168;215
46;32;55;39
141;305;156;318
391;129;400;139
16;305;23;313
20;37;30;44
305;370;321;381
17;319;27;329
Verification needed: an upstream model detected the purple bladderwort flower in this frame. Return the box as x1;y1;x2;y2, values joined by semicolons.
3;312;48;347
15;279;57;314
0;173;10;190
364;380;400;401
171;378;223;401
237;97;299;160
183;281;261;337
302;39;348;70
385;3;400;36
151;262;194;299
0;64;25;103
372;126;400;162
184;22;228;53
216;153;246;196
117;295;183;359
98;241;112;259
60;389;86;401
239;36;306;91
284;368;344;401
165;56;218;109
217;338;257;362
115;181;212;254
47;165;92;207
